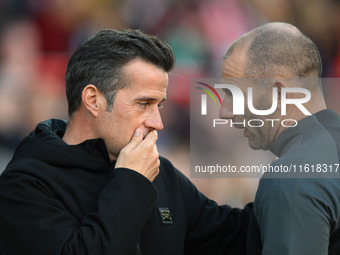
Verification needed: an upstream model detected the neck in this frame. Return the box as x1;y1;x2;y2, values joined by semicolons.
62;113;96;145
273;98;327;142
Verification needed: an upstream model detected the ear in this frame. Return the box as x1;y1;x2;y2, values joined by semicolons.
81;85;101;117
273;80;286;109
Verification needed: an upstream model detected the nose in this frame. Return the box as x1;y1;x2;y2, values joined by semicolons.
219;94;234;119
144;107;164;131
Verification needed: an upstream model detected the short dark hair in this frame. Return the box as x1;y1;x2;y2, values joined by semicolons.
65;29;175;116
225;22;322;79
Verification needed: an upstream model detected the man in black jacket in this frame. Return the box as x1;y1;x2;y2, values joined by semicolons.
0;29;252;254
219;22;340;254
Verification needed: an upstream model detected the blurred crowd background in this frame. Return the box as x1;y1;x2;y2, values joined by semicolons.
0;0;340;207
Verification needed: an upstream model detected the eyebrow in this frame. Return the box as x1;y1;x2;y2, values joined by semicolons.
134;97;167;103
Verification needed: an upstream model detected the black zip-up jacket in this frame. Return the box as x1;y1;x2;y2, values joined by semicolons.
0;119;252;255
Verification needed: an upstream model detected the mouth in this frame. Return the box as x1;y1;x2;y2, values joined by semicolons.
231;118;246;129
244;128;249;138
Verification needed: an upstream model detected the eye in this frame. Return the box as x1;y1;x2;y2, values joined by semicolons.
139;102;148;108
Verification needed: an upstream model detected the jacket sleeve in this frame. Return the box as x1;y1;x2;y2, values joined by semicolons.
0;167;157;255
163;159;253;255
254;177;333;255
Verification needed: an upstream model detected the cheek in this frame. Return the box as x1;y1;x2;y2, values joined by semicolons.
110;103;148;137
244;110;256;121
119;114;145;139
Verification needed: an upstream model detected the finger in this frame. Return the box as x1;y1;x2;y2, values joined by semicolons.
138;131;158;152
154;142;159;153
143;130;158;144
123;128;143;151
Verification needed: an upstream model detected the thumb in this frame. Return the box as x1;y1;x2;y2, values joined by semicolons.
123;128;143;152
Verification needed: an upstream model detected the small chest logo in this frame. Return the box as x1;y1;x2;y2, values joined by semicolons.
158;207;173;224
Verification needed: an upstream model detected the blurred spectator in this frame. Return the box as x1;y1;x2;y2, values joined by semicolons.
0;20;40;150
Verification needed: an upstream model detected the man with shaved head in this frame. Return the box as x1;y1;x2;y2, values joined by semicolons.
220;22;340;254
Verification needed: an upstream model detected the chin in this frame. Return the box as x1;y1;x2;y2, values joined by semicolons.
248;139;265;150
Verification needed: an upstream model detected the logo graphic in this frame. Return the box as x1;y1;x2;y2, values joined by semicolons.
196;82;222;115
215;84;311;116
195;81;312;128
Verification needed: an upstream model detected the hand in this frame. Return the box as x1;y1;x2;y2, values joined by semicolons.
115;128;160;182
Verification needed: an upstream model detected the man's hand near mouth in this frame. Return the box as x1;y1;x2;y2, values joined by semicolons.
115;128;160;182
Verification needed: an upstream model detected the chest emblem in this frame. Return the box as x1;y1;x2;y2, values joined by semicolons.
158;207;173;224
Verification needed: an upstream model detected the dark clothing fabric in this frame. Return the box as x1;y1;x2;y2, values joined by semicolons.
0;119;252;255
247;109;340;255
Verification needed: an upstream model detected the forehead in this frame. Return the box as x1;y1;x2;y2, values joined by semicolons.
119;59;168;96
222;46;248;79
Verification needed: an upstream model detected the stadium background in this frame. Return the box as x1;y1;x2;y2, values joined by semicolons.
0;0;339;207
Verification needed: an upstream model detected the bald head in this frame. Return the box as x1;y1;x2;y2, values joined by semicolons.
225;22;322;78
